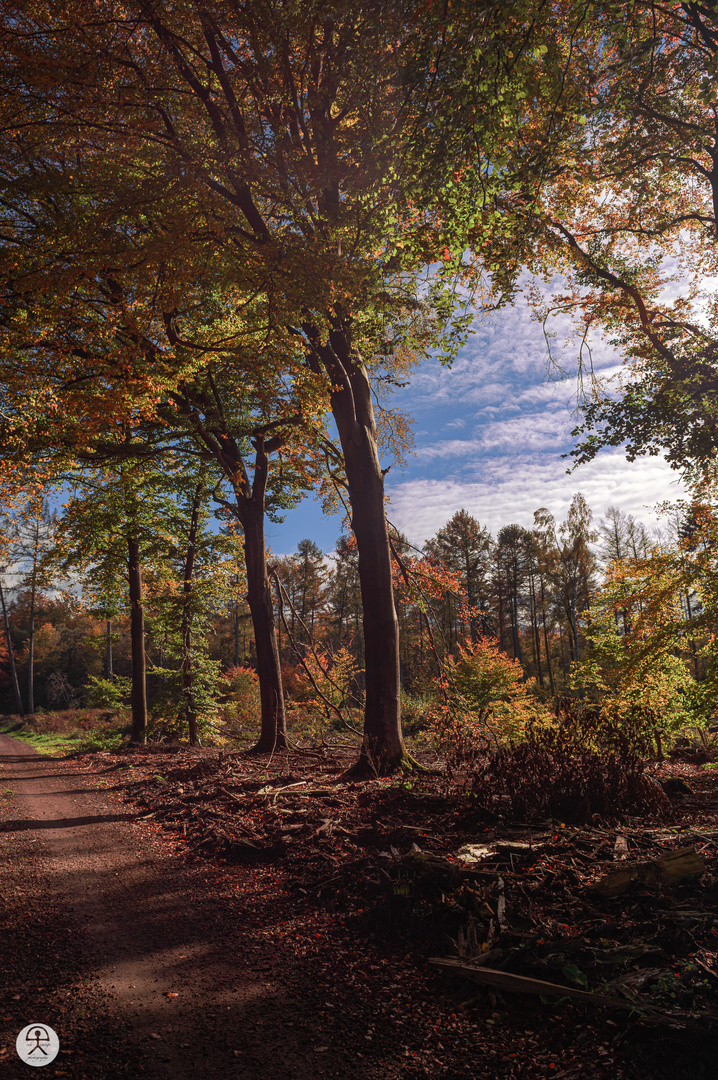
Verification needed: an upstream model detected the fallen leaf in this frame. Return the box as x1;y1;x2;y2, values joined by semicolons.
149;1033;162;1040
165;992;179;998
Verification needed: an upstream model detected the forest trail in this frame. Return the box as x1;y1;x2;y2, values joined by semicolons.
0;734;377;1080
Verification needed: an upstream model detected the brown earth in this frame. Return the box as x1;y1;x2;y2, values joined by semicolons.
0;733;408;1080
2;732;718;1080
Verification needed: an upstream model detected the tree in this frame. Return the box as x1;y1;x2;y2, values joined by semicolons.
50;440;188;742
142;463;230;745
572;540;710;742
0;563;23;716
7;498;56;714
485;2;718;477
326;534;364;674
426;510;494;642
534;494;596;667
494;525;529;665
0;0;564;771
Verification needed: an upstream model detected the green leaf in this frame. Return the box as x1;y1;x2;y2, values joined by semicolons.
562;964;589;990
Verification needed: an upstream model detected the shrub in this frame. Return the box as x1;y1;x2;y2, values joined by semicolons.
469;707;670;824
84;675;131;710
292;645;363;712
221;665;261;730
45;670;79;709
401;693;435;735
149;656;223;740
430;637;551;760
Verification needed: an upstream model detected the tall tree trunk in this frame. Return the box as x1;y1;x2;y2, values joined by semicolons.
312;328;405;774
128;536;147;743
529;573;544;687
239;443;286;752
27;566;36;714
181;409;286;753
466;554;478;643
234;599;240;668
540;580;555;696
0;578;24;716
496;573;506;651
510;593;522;664
569;589;580;663
106;619;113;680
181;484;202;746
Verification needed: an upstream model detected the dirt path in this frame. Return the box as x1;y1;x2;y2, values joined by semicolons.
0;735;388;1080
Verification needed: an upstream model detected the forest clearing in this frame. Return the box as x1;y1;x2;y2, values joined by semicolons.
2;0;718;1077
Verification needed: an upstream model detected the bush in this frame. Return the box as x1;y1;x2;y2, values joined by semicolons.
84;675;131;710
401;693;435;735
45;670;79;709
430;637;551;759
149;656;223;740
221;665;261;730
469;707;670;824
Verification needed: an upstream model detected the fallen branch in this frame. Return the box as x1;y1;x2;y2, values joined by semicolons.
428;959;636;1009
588;846;705;898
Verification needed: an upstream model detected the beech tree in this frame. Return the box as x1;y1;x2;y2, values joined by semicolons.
51;447;177;742
474;1;718;477
0;0;563;771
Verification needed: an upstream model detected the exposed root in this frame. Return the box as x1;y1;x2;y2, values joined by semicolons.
343;746;430;780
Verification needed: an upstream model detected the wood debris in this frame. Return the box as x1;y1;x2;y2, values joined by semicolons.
588;846;706;897
428;958;634;1009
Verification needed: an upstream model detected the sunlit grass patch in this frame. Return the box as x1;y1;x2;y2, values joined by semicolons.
0;710;128;757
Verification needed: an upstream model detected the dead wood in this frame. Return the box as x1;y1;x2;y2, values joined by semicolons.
428;958;634;1009
588;846;706;898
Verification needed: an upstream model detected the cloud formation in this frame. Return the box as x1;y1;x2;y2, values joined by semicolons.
387;450;681;546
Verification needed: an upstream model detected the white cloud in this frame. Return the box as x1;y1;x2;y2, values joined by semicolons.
475;410;569;452
387;449;684;545
415;438;484;461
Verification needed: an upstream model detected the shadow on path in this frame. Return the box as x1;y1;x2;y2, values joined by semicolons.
0;813;137;832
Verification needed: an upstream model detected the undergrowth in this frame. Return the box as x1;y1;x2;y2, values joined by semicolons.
464;702;672;824
0;710;128;756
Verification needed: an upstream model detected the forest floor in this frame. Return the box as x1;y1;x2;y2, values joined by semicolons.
1;731;718;1079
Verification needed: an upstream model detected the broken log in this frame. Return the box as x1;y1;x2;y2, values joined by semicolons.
588;846;705;898
428;958;632;1008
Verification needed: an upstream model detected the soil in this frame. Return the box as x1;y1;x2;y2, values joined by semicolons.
2;733;718;1080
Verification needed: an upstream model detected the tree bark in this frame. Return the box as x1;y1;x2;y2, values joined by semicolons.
181;484;202;746
529;572;544;688
240;440;287;753
128;536;147;743
179;404;287;754
540;580;555;696
312;327;406;775
0;578;24;716
27;557;36;715
105;619;113;680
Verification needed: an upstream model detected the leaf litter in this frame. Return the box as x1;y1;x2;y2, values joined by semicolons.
73;743;718;1079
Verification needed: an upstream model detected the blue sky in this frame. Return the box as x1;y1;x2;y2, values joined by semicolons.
266;285;684;557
